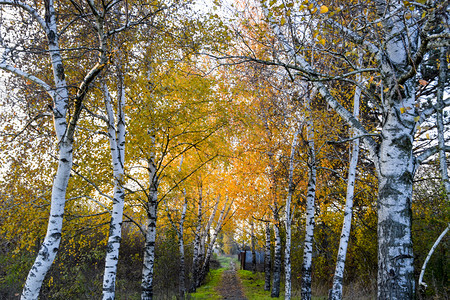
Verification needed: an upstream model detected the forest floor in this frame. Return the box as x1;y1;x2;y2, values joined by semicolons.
216;260;248;300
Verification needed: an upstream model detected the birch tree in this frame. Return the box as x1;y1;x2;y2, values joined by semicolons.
126;61;227;298
191;183;204;292
301;91;318;300
264;222;271;292
284;123;300;300
418;46;450;292
0;0;113;297
101;78;126;300
163;188;189;298
215;0;450;298
199;197;233;283
329;55;363;300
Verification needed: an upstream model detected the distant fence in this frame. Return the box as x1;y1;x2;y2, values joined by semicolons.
238;250;264;271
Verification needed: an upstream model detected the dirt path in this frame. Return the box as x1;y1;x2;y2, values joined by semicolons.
216;260;248;300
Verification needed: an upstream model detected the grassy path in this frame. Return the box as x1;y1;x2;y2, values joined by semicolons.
189;255;327;299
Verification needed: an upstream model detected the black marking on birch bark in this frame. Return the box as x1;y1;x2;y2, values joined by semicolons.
379;181;402;199
56;64;65;80
393;254;413;260
47;30;56;45
334;274;343;281
146;241;155;247
106;243;114;253
50;232;61;240
392;135;412;152
399;171;413;185
61;158;69;163
40;246;50;260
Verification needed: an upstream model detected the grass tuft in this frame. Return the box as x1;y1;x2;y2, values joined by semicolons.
189;268;225;299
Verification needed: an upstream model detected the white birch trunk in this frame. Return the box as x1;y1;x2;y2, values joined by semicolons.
418;47;450;291
21;2;72;298
141;135;158;300
200;198;230;283
418;225;449;289
263;1;419;297
271;210;281;298
329;56;362;300
435;47;450;202
190;186;203;292
102;82;126;300
285;126;300;300
264;222;271;291
301;93;317;300
375;3;418;297
22;140;72;299
178;194;188;299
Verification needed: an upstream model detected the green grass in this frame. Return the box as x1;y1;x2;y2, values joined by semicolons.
237;270;326;300
215;255;233;267
189;268;225;299
238;270;284;299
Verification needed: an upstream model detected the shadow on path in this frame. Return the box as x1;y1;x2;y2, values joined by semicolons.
216;260;248;300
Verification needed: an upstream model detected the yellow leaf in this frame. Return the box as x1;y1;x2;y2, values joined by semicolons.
383;88;389;92
405;13;411;20
320;5;329;13
308;3;313;9
400;107;406;114
280;17;286;25
426;133;430;139
319;39;326;45
414;116;420;122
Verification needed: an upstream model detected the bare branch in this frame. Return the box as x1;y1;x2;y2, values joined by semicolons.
0;0;47;31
